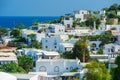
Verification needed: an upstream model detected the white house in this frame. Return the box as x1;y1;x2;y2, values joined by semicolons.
61;14;73;28
0;52;17;65
116;35;120;45
48;34;69;42
36;59;81;75
90;30;104;36
42;51;60;59
100;10;106;15
41;36;61;51
46;24;65;35
11;73;39;80
35;33;46;42
66;27;90;35
27;49;60;60
108;53;118;69
90;54;108;62
25;49;43;61
30;23;49;31
16;48;60;61
1;36;13;46
100;10;106;22
0;72;17;80
59;34;69;42
21;29;45;43
111;30;120;36
117;11;120;16
99;22;106;31
16;48;31;56
106;25;120;32
103;44;120;54
22;29;35;40
74;10;89;22
59;43;74;53
69;38;79;44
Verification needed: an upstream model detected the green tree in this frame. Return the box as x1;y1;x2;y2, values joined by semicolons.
61;51;75;59
79;22;86;27
14;22;25;29
17;56;33;72
17;45;29;49
108;3;119;13
106;19;114;25
32;19;38;25
87;31;114;45
102;7;109;11
93;11;100;14
0;62;25;73
111;54;120;80
29;40;42;49
59;16;64;22
111;27;116;30
38;29;43;33
84;61;110;80
0;26;8;38
51;16;64;23
118;5;120;10
27;34;36;38
73;18;81;27
27;33;36;41
100;31;114;44
97;48;103;54
85;15;100;29
70;68;78;72
72;38;90;62
10;29;21;37
107;11;117;18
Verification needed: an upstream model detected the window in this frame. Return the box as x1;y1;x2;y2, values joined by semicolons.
111;49;114;52
46;46;48;49
54;40;57;45
70;67;73;70
21;52;24;55
55;46;57;48
65;48;67;51
54;66;59;72
108;48;110;52
54;42;57;45
66;67;68;70
46;40;48;42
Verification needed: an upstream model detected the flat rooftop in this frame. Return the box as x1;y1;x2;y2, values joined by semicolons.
11;73;37;79
0;53;17;61
37;59;79;62
43;51;60;56
60;43;73;47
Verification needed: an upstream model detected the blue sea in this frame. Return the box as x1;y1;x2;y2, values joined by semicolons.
0;16;59;29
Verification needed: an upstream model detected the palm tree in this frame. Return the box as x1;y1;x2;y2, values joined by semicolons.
73;37;90;62
81;38;89;62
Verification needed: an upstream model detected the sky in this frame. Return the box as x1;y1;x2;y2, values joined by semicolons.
0;0;120;16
